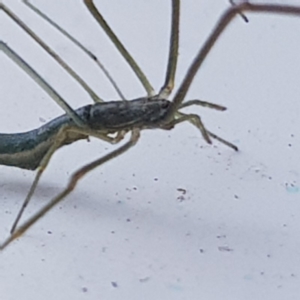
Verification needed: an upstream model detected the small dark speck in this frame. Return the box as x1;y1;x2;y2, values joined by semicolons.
288;144;292;147
154;178;158;181
139;277;150;283
267;254;271;258
260;271;264;275
234;194;239;199
126;218;131;222
47;231;52;235
111;282;118;288
177;195;185;202
199;249;205;253
111;231;115;234
177;188;187;202
82;287;88;293
177;188;187;194
216;234;226;239
218;246;233;252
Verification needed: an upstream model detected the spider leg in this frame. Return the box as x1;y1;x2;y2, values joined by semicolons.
10;125;128;235
84;0;155;96
0;41;85;127
2;129;140;250
1;3;102;102
159;0;180;98
171;3;300;113
22;0;126;101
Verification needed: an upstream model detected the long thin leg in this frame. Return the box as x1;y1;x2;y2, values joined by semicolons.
206;130;238;151
9;125;73;234
159;0;249;99
22;0;126;101
159;0;180;98
179;99;227;111
171;3;300;112
158;0;248;98
1;129;140;250
169;112;238;151
177;100;238;149
84;0;155;97
10;126;128;234
0;41;85;127
169;113;212;144
1;3;102;103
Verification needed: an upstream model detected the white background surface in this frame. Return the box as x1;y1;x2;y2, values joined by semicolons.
1;1;300;299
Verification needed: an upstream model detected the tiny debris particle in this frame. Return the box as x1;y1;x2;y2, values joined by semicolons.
199;249;205;253
177;188;187;202
177;188;186;194
47;231;52;235
218;246;233;252
82;287;88;293
216;234;226;239
177;195;185;202
139;277;150;283
111;282;118;288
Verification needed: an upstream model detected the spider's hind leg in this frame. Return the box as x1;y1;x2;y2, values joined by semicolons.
9;124;127;235
2;129;140;250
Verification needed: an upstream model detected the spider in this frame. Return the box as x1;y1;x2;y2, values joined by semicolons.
1;1;300;249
